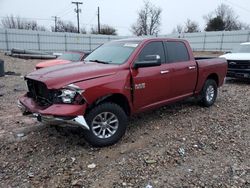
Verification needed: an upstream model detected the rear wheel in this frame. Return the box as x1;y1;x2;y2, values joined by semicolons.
200;79;218;107
84;102;128;147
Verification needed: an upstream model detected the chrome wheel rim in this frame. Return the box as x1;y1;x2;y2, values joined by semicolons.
206;85;215;102
91;112;119;139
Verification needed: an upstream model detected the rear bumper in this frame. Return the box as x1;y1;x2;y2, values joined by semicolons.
18;96;89;130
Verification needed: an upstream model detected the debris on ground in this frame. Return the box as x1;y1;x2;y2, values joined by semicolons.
16;133;25;138
87;163;96;169
145;159;157;164
71;179;83;186
27;172;34;178
5;48;57;59
145;184;153;188
178;147;185;157
5;71;21;76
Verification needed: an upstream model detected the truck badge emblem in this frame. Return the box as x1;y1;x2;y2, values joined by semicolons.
135;83;146;90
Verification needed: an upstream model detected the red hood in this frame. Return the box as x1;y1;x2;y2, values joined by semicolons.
36;59;71;69
26;62;118;89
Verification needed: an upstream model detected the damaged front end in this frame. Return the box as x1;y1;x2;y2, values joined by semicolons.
18;78;89;130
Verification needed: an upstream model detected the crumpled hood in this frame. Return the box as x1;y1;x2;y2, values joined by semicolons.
220;53;250;61
35;59;71;69
26;62;118;89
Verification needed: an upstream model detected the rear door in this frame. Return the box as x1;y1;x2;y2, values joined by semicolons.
131;41;172;111
164;41;197;98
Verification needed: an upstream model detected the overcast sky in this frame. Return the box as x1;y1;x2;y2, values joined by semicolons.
1;0;250;35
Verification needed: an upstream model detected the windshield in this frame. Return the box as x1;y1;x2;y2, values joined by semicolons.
58;52;82;61
233;44;250;53
85;41;140;65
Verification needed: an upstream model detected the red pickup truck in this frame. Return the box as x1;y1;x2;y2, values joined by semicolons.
18;38;227;147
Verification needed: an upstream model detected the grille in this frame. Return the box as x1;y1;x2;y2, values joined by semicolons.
26;79;53;106
228;60;250;70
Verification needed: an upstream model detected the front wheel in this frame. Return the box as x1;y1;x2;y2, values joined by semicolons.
84;102;128;147
200;79;218;107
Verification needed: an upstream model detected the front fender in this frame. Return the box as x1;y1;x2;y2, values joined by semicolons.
74;70;132;109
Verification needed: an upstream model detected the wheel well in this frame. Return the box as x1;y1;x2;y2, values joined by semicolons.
207;73;219;85
86;94;131;116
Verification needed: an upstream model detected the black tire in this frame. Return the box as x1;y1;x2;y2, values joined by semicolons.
84;102;128;147
200;79;218;107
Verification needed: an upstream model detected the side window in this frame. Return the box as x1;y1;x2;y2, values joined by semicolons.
165;41;190;63
137;42;165;63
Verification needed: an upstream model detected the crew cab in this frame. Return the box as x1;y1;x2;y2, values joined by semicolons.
18;38;227;147
220;42;250;79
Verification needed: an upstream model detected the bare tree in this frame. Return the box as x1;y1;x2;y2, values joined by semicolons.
239;23;250;30
204;4;247;31
91;24;117;35
172;24;183;34
51;20;86;33
1;15;46;31
184;19;200;33
80;28;87;34
131;0;162;36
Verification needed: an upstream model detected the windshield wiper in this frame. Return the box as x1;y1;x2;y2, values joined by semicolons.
88;59;111;64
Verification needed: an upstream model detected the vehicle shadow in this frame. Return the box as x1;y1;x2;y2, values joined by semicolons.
127;97;200;129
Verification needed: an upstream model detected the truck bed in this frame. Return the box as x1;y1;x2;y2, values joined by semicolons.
194;57;228;94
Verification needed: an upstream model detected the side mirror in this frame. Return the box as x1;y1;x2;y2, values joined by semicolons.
134;55;161;68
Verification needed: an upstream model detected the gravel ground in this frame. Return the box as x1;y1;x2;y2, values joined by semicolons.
0;52;249;188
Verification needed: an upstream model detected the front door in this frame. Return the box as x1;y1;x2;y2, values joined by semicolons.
131;41;172;112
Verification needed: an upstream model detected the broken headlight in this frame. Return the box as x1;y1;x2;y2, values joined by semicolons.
54;84;85;104
59;89;77;104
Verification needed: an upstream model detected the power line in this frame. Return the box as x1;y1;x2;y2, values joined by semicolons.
60;8;74;18
72;1;83;33
55;5;74;16
86;11;97;25
224;0;250;14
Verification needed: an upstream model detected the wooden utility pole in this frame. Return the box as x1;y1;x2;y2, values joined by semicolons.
98;7;101;34
72;1;83;33
52;16;59;32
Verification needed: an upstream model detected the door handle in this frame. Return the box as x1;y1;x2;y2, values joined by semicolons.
188;66;196;70
160;70;169;74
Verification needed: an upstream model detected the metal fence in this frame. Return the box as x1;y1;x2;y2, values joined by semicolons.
165;30;250;51
0;28;125;52
1;28;250;52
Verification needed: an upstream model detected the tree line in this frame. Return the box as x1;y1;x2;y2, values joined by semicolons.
1;15;117;35
172;3;250;34
1;1;249;36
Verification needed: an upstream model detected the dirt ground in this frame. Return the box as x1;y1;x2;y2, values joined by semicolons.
0;52;249;188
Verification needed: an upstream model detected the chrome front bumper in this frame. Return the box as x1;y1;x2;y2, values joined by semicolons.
17;100;90;130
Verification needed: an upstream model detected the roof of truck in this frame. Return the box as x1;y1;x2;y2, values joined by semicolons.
115;37;187;42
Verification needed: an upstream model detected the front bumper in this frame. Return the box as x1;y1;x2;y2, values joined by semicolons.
227;69;250;79
18;96;90;130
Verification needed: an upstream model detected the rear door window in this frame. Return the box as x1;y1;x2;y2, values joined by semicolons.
165;41;190;63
